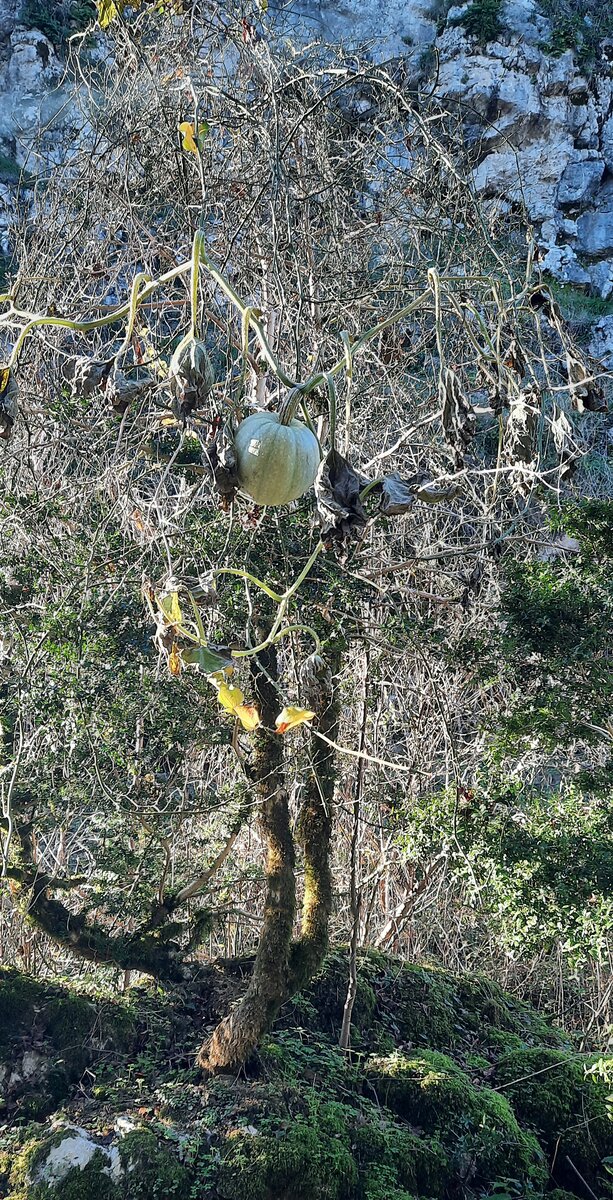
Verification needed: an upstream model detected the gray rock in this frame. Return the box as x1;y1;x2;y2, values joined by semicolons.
588;316;613;369
576;209;613;257
588;260;613;300
6;30;61;95
539;244;590;285
557;158;605;208
602;115;613;173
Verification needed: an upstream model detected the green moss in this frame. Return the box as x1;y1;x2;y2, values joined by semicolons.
364;1051;546;1189
211;1119;357;1200
305;951;377;1035
118;1129;190;1197
0;969;41;1052
493;1048;613;1188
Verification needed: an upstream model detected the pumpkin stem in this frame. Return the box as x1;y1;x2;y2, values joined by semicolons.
278;386;303;426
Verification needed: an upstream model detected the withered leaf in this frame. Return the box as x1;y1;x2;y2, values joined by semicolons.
504;384;540;466
379;473;416;516
106;370;153;415
440;367;475;467
566;352;607;414
314;449;368;546
551;407;578;478
204;424;240;504
65;355;112;398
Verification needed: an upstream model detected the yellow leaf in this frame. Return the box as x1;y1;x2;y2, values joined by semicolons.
275;706;315;735
159;591;182;626
179;121;198;153
0;367;10;395
216;683;260;729
218;683;245;714
168;642;182;677
235;704;261;731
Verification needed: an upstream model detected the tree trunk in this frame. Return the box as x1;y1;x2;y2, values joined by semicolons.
290;646;341;991
197;634;296;1072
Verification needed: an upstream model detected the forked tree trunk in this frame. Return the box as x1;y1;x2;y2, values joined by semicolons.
198;634;296;1072
198;643;343;1072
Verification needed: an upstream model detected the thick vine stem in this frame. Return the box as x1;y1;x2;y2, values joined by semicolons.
197;630;296;1072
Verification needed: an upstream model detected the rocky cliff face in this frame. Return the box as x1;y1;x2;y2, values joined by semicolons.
1;0;612;355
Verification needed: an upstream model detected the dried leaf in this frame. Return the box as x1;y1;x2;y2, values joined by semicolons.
379;474;416;516
275;706;315;735
106;369;153;415
315;449;368;546
566;351;607;414
168;336;215;422
168;642;182;677
551;407;577;478
504;384;540;467
204;425;240;506
65;356;112;399
440;367;475;467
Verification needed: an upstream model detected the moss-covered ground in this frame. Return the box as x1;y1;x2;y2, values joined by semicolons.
0;950;611;1199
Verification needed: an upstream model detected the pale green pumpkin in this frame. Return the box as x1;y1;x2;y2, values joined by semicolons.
234;410;320;506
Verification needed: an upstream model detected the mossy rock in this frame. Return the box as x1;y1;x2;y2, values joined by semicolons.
210;1115;357;1200
302;951;378;1037
293;953;568;1059
0;969;135;1121
352;1118;450;1196
2;1125;190;1200
364;1050;547;1190
493;1048;613;1192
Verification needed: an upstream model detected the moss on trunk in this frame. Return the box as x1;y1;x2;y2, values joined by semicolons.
198;634;297;1072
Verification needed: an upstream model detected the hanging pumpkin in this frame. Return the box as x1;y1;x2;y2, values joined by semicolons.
234;391;320;506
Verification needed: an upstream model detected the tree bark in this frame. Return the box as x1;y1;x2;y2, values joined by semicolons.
197;633;296;1072
289;646;341;991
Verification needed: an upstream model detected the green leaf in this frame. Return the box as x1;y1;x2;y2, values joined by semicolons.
180;645;233;673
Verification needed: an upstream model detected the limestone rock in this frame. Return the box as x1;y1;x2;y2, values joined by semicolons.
589;316;613;369
31;1126;123;1188
576;208;613;257
557;158;605;208
539;244;590;287
6;29;61;96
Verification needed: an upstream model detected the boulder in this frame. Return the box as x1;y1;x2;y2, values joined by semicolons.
589;260;613;300
6;29;61;95
576;208;613;257
31;1125;123;1188
539;244;590;286
557;157;605;208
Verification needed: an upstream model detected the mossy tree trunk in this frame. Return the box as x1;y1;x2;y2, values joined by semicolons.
5;810;200;984
198;633;297;1072
290;646;342;991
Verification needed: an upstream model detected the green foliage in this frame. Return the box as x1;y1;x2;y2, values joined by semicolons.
537;0;613;67
20;0;96;46
449;0;503;43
